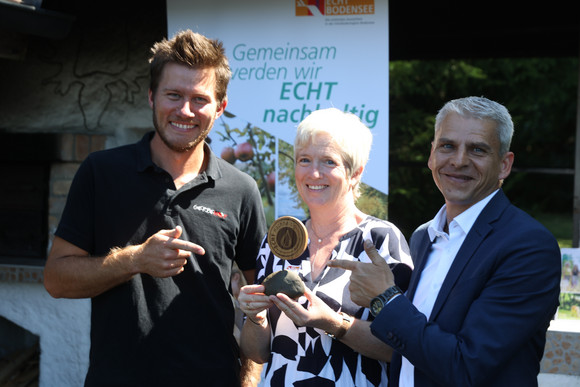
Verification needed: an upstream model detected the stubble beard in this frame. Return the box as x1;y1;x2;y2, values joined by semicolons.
152;109;210;153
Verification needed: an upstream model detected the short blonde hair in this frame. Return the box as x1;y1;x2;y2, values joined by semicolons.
294;108;372;200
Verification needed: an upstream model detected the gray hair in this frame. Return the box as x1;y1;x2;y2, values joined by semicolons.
435;96;514;155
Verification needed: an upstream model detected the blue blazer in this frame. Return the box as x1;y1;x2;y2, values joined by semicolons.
371;190;561;386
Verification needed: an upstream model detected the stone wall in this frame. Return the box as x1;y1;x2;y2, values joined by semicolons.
0;270;90;386
0;2;166;385
48;133;107;249
541;320;580;376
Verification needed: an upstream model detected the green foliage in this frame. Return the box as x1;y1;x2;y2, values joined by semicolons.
532;212;572;248
388;58;578;239
356;183;389;220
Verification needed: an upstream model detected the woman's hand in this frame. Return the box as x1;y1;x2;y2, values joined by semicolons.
238;284;273;325
239;284;273;363
269;287;343;333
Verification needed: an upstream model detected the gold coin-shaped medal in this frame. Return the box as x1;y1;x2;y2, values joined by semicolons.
267;216;308;260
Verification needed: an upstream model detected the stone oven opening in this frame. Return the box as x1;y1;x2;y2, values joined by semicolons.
0;316;40;386
0;132;58;265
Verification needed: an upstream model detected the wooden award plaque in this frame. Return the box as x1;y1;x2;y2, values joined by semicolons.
267;216;308;260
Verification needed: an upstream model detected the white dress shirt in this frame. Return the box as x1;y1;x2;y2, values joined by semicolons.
399;190;498;387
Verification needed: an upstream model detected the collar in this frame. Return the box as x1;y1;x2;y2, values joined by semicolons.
203;142;222;181
136;131;156;172
135;131;222;181
428;189;500;241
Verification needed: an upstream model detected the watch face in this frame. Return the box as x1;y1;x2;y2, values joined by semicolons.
370;298;383;317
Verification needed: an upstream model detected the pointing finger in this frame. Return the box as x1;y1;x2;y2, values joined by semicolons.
364;239;386;266
159;226;182;239
327;259;359;271
157;227;205;255
172;239;205;255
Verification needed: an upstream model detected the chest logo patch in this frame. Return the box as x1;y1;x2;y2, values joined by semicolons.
192;204;228;219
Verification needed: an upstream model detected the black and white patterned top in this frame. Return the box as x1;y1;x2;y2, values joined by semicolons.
255;215;413;387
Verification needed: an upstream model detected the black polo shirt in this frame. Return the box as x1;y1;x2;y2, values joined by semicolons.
56;132;266;386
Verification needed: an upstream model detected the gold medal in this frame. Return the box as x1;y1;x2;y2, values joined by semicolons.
267;216;308;260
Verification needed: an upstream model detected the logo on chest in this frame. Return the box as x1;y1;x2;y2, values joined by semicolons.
192;204;228;219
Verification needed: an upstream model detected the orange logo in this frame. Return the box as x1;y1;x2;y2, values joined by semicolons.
296;0;375;16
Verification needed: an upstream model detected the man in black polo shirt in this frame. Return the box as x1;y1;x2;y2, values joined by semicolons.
44;30;267;386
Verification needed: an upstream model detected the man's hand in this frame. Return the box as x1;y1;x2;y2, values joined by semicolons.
130;225;205;277
327;240;395;307
44;225;205;298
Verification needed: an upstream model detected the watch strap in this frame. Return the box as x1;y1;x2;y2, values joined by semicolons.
324;312;353;340
371;285;402;317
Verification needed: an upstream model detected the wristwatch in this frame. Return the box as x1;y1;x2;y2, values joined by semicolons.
324;312;353;340
370;285;402;317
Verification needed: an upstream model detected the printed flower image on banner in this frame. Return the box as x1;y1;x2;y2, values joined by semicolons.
211;112;277;226
559;248;580;320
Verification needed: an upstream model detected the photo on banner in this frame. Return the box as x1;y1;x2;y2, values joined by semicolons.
560;248;580;320
167;0;390;224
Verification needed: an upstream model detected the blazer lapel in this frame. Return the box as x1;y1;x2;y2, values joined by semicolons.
428;190;510;321
406;228;432;301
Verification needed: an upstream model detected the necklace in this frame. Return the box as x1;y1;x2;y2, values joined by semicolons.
309;222;341;244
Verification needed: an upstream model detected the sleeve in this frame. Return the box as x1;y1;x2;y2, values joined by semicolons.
384;226;413;292
366;219;413;268
54;156;96;253
385;223;413;268
234;177;267;272
370;223;561;386
363;219;413;292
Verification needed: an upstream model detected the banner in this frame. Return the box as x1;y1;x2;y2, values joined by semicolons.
560;248;580;319
167;0;389;222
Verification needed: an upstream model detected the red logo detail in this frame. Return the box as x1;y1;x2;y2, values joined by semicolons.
296;0;324;16
214;211;228;219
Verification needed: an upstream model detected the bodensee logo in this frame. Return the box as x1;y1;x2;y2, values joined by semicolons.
296;0;375;16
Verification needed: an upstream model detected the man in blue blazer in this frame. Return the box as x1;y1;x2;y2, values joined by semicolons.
330;96;561;386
